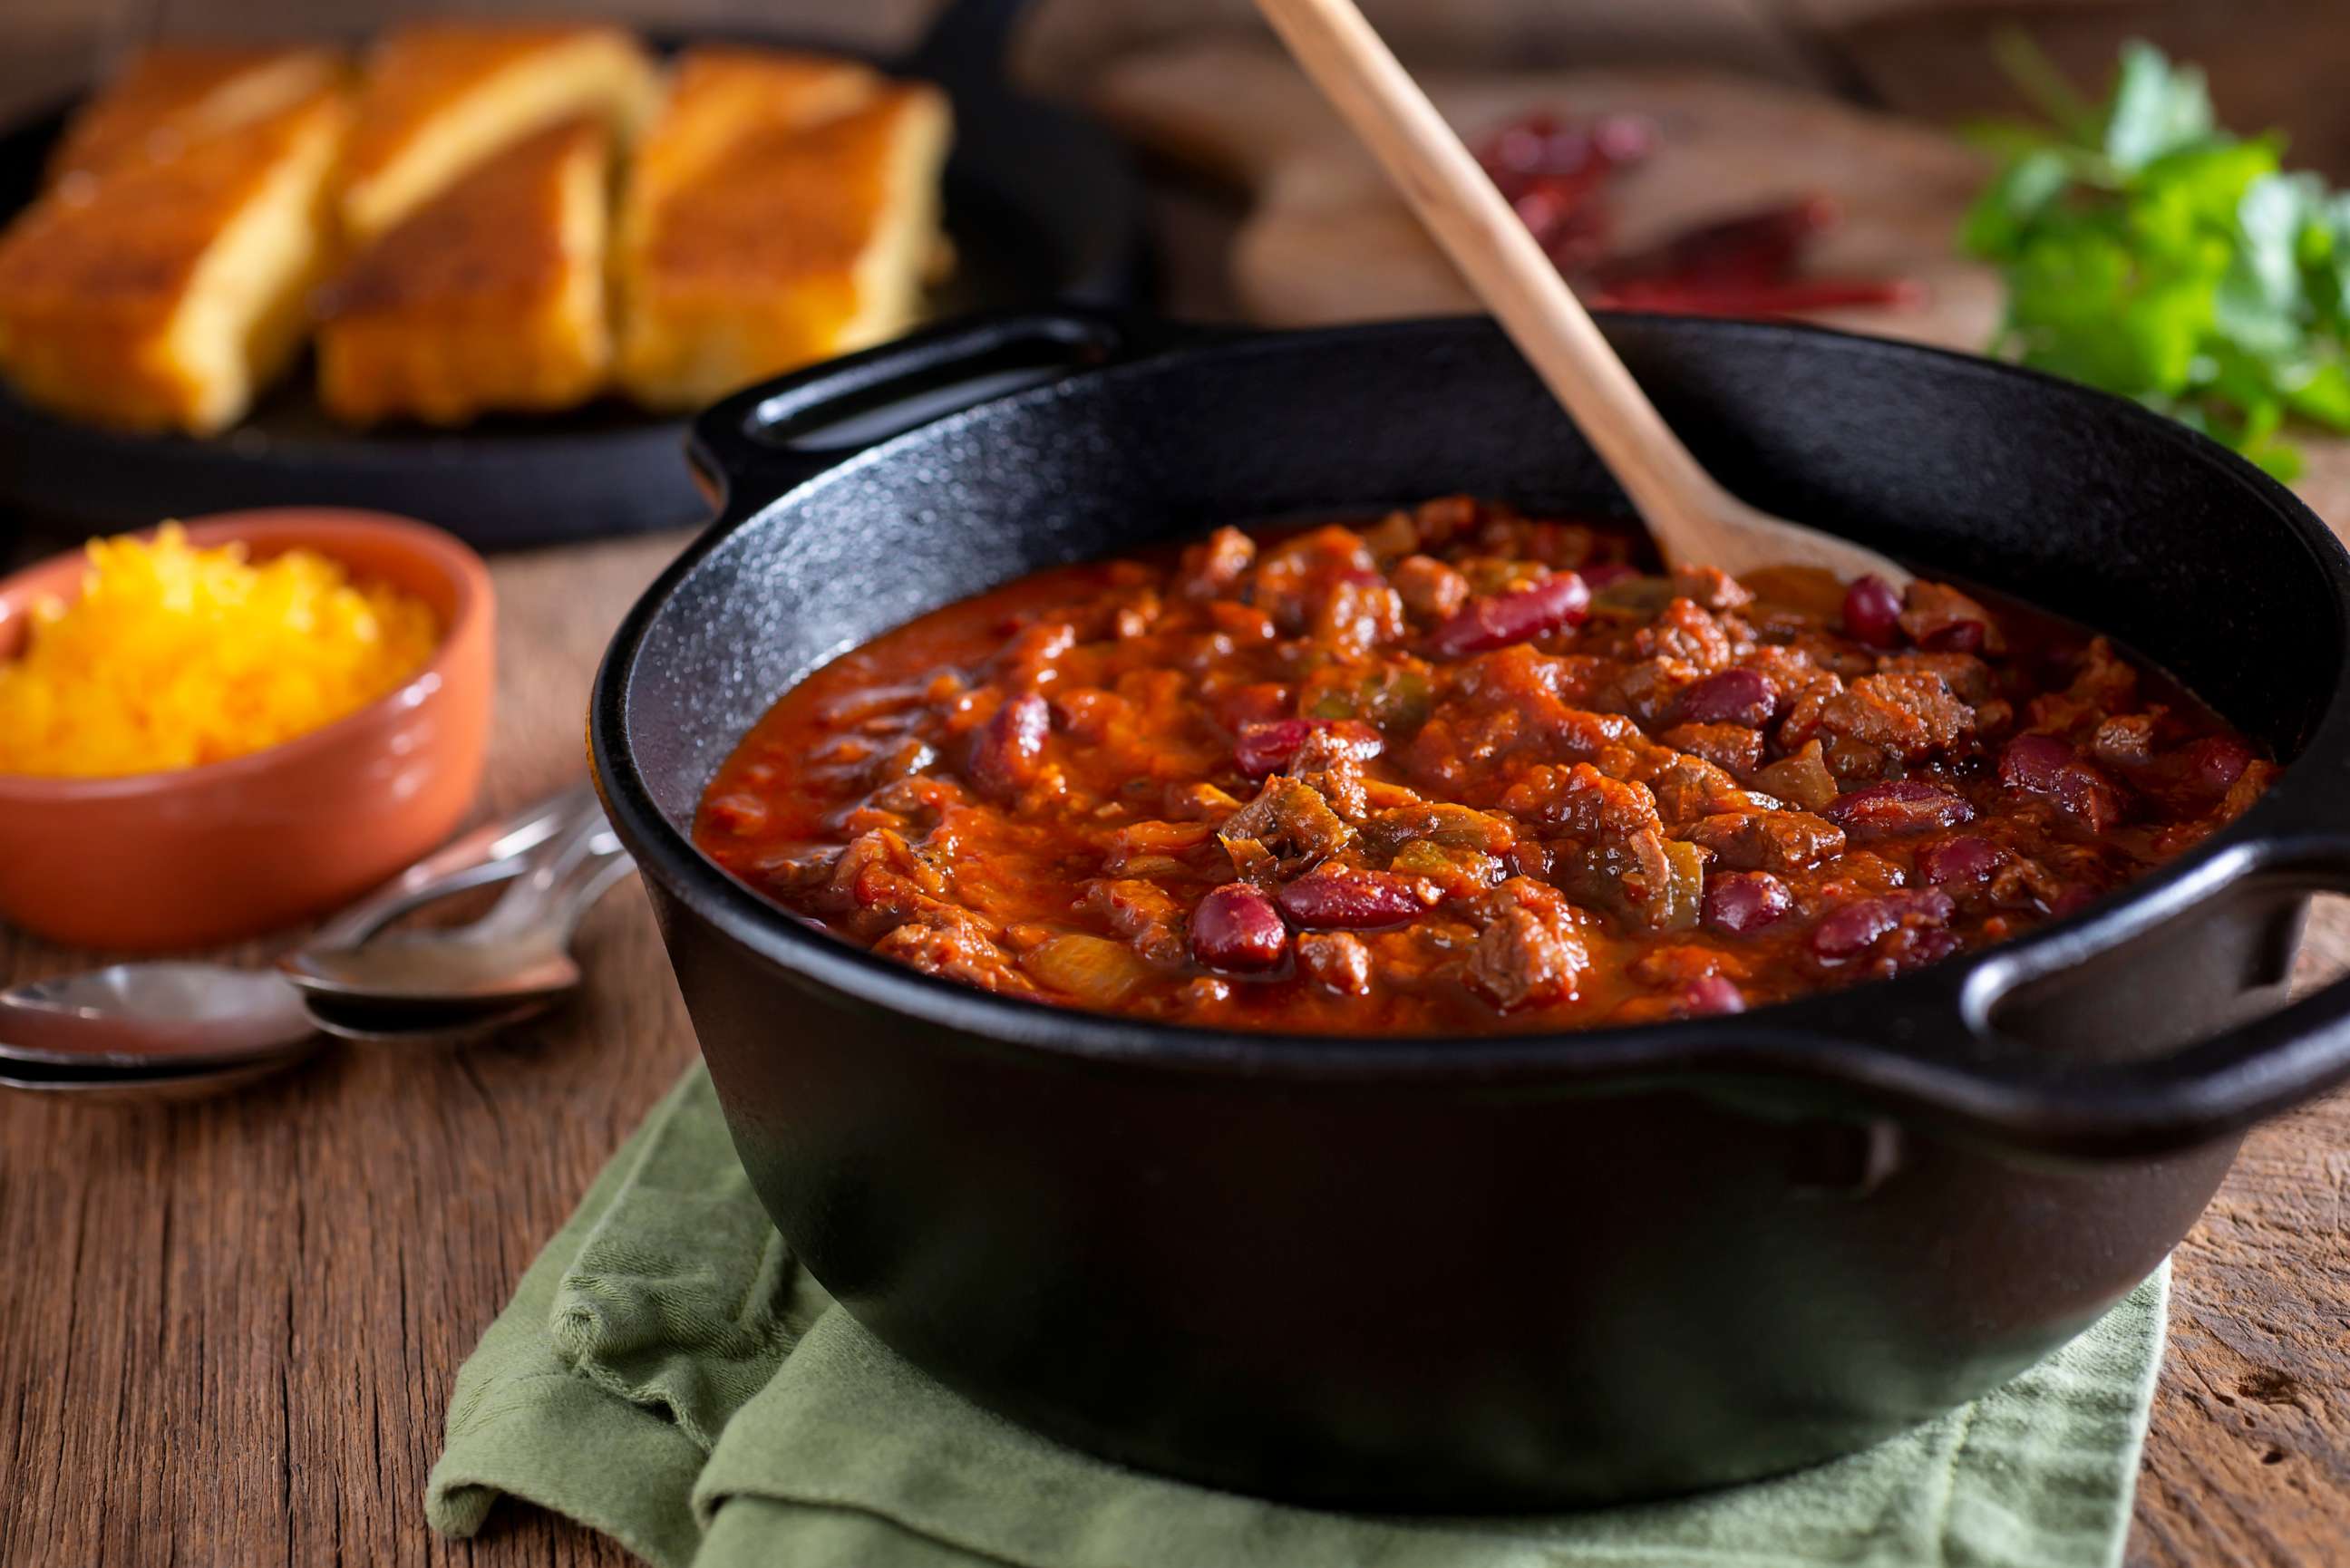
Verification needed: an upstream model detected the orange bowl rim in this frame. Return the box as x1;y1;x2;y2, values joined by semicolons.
0;507;492;803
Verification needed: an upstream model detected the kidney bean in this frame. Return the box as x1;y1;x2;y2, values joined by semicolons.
1998;732;2070;792
1841;574;1902;649
1822;779;1975;836
1189;884;1288;972
1917;835;2001;886
1276;867;1439;929
1811;887;1954;960
1999;734;2122;830
1676;974;1747;1016
1235;718;1384;779
1675;668;1777;728
1426;573;1590;658
1703;870;1792;934
2181;734;2254;794
968;692;1049;801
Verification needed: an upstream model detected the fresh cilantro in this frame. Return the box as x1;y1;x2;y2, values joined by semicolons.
1962;38;2350;479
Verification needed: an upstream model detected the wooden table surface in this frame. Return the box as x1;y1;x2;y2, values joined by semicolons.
0;524;2344;1566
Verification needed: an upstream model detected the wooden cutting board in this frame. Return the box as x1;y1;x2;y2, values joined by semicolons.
1092;40;2001;349
1092;39;2350;522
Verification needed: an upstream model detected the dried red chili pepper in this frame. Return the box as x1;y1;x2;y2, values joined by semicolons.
1588;196;1840;290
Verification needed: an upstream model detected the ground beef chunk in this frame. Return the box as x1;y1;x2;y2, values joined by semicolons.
871;906;1034;995
1817;673;1975;760
1898;581;2004;653
1878;650;1996;704
865;773;969;829
1393;554;1471;621
2030;637;2140;733
1312;577;1407;656
1079;879;1189;966
2090;713;2161;770
1682;809;1848;873
1603;655;1702;729
1636;598;1738;671
1660;722;1764;776
1287;728;1375;819
824;828;948;915
1499;762;1661;838
1296;931;1374;995
1217;776;1355;882
1774;671;1845;751
1670;564;1755;613
1644;753;1752;828
1463;878;1589;1008
1176;526;1256;599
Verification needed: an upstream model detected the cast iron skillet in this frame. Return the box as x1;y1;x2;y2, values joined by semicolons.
591;309;2350;1509
0;0;1141;550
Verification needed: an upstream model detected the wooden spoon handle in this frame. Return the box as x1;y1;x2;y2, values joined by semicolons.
1250;0;1781;570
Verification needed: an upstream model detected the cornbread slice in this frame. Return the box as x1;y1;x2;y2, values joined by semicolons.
0;85;348;434
620;48;883;204
46;44;346;189
316;118;612;427
338;21;656;245
616;57;952;411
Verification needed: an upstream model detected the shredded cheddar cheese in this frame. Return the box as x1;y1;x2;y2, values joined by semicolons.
0;524;441;778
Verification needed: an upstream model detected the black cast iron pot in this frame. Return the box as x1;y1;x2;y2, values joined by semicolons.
591;310;2350;1509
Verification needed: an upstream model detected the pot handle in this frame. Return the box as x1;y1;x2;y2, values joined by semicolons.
687;308;1185;513
1840;827;2350;1158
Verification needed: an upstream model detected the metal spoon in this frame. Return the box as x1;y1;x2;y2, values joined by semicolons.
0;783;616;1090
0;963;318;1071
0;1052;315;1104
301;992;552;1044
278;799;632;1019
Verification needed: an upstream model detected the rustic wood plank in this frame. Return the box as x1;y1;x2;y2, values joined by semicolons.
0;516;2342;1564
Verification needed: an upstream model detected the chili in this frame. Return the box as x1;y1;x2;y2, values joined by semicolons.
697;498;2274;1034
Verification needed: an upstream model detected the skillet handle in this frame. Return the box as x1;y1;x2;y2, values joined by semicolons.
687;308;1176;514
1853;828;2350;1158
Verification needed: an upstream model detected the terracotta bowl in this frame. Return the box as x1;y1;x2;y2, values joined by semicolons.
0;509;494;951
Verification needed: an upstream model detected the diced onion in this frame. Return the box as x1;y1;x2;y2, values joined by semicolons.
1021;934;1157;1008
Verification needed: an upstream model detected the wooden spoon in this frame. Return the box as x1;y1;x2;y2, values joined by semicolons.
1251;0;1913;588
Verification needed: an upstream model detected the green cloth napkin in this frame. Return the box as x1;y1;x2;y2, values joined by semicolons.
427;1067;2167;1568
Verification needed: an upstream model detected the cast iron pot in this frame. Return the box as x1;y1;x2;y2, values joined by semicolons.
591;310;2350;1509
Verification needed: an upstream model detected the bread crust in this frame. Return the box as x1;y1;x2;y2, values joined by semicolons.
0;83;349;433
616;52;952;411
338;21;655;243
316;118;613;427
